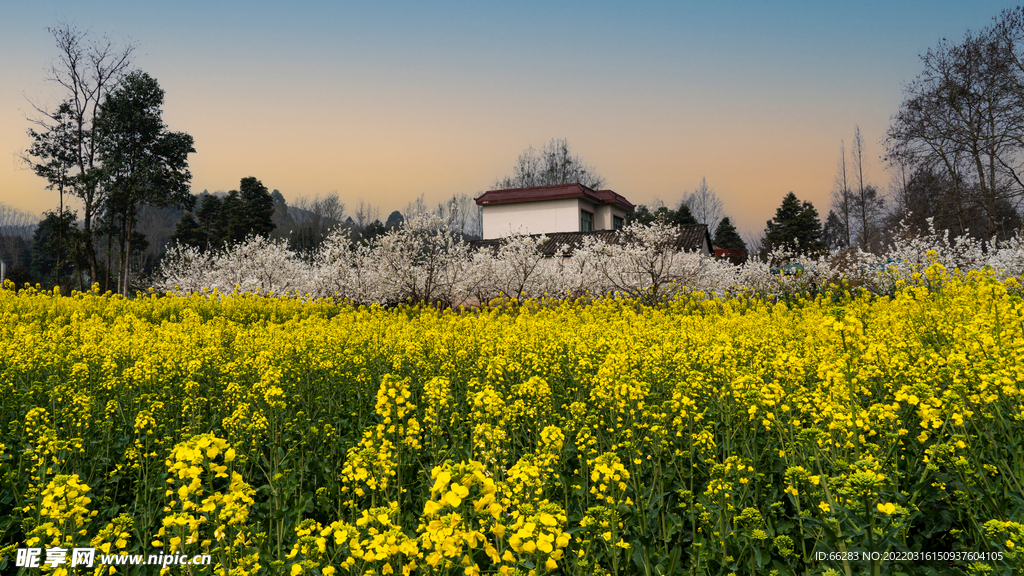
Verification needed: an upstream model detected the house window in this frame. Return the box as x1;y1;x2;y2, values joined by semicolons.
613;216;624;230
580;210;594;231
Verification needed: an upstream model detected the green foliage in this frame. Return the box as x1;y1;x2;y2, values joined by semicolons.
29;210;79;288
172;178;277;252
25;102;78;201
627;204;698;227
674;203;699;226
763;192;826;255
360;220;387;244
822;210;848;251
170;212;204;248
94;70;194;293
713;217;745;251
96;71;194;216
238;177;276;239
385;210;405;230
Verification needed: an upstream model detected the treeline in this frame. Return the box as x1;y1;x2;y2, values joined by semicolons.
885;7;1024;242
11;176;484;293
170;185;482;256
21;25;193;296
627;177;748;259
0;201;190;292
821;8;1024;253
20;9;1024;293
624;7;1024;259
0;204;41;287
155;216;1024;308
16;25;485;295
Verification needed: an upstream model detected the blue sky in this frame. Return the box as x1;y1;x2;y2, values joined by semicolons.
2;1;1017;234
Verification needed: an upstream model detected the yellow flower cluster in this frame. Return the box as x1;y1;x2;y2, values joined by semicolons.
26;474;97;548
155;434;258;574
420;461;502;573
339;376;421;508
503;426;563;509
589;452;630;505
3;266;1024;574
90;513;134;556
505;503;571;572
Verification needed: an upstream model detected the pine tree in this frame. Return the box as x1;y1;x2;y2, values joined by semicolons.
822;210;848;251
713;217;746;251
672;203;699;227
763;192;825;254
385;210;405;230
238;177;276;238
170;212;204;248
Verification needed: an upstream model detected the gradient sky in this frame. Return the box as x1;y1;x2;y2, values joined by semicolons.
1;1;1018;237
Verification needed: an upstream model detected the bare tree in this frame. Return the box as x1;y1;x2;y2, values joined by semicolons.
0;204;39;238
429;193;482;237
133;203;185;276
887;14;1024;237
23;23;135;282
402;195;428;223
883;153;916;240
472;194;484;239
850;126;886;251
494;138;606;190
290;192;347;252
0;204;38;273
830;140;852;248
349;198;378;232
682;177;724;232
435;196;461;232
740;228;766;259
888;154;912;217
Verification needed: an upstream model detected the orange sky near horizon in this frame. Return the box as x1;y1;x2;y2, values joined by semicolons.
1;1;1013;238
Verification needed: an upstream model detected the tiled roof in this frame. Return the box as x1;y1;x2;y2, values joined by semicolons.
592;189;635;211
475;183;634;211
469;225;710;257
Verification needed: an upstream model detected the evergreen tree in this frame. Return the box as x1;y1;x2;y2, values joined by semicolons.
625;205;655;226
672;203;699;227
195;194;226;250
763;192;825;255
221;190;246;243
270;190;295;238
238;177;275;238
360;220;387;244
713;217;746;251
170;212;204;248
94;71;194;294
30;210;79;288
626;204;700;227
173;178;277;252
385;210;405;230
822;210;848;251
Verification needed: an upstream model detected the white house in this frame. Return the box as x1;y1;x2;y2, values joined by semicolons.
475;183;634;240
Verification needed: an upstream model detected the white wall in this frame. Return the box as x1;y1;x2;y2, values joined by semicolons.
481;198;583;239
593;205;628;230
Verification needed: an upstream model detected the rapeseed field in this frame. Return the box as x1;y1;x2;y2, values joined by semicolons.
1;263;1022;575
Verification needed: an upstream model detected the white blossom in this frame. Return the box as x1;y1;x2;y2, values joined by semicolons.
155;219;1024;305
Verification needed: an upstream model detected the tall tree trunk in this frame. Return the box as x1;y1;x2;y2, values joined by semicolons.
84;192;98;284
104;223;113;293
56;179;63;290
122;214;134;297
